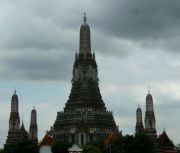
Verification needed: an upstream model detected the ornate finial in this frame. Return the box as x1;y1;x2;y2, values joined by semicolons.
33;102;35;109
80;12;91;53
83;13;87;23
14;87;16;94
138;104;140;108
148;86;150;94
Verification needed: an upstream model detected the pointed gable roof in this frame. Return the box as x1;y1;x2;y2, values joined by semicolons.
158;131;174;147
39;132;53;147
158;131;178;153
104;130;117;145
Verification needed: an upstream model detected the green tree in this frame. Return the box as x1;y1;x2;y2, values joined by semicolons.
134;134;153;153
0;148;4;153
14;140;39;153
3;143;16;153
112;135;135;153
111;134;154;153
3;140;39;153
83;144;102;153
51;140;72;153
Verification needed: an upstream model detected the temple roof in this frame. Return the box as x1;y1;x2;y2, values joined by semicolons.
39;132;53;147
104;130;117;145
158;130;178;153
158;131;174;147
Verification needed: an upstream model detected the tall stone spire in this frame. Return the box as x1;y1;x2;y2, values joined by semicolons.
49;15;118;145
72;14;98;83
6;90;30;144
144;91;162;153
29;106;38;143
144;91;156;131
6;90;21;144
144;91;158;150
135;105;144;134
79;13;91;54
9;90;20;130
11;90;19;113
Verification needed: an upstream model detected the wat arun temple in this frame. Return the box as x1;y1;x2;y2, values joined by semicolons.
49;15;118;145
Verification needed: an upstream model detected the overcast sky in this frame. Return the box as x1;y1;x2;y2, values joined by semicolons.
0;0;180;148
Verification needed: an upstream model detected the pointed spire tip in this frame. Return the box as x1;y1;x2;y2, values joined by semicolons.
14;87;16;95
148;86;150;94
83;12;87;23
33;103;35;110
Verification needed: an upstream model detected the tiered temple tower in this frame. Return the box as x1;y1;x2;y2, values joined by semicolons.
9;90;20;131
6;90;27;144
7;90;21;144
144;91;156;136
29;107;38;143
135;91;162;153
135;105;144;134
144;91;163;153
6;90;38;144
49;14;118;145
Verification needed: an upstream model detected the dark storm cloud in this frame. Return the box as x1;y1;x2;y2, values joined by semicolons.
0;49;74;81
91;0;180;52
94;0;180;39
1;0;180;82
0;0;81;81
1;13;77;50
0;0;81;51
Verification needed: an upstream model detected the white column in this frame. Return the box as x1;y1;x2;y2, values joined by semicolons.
84;133;86;144
78;133;81;145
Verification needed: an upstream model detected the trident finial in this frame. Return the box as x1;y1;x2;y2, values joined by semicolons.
148;86;150;94
83;13;87;23
33;102;35;110
14;87;16;94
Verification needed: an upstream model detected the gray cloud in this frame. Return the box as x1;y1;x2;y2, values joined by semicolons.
91;0;180;53
93;0;180;39
0;49;74;81
1;0;180;82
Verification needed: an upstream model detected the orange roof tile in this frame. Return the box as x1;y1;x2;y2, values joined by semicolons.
39;132;53;147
